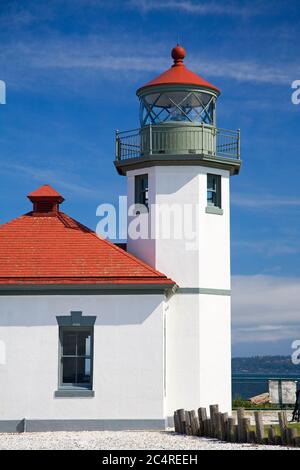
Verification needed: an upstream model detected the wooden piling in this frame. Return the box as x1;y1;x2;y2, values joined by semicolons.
278;411;288;445
227;417;235;442
209;405;219;437
177;409;186;434
185;410;192;435
198;408;207;437
268;425;276;445
237;408;245;442
254;411;264;444
221;413;228;441
287;427;297;447
189;410;199;436
174;410;180;433
242;417;251;443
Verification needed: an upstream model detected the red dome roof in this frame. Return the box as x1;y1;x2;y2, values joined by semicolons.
137;44;220;94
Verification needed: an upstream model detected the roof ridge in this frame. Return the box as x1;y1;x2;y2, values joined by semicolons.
59;212;170;279
0;212;32;230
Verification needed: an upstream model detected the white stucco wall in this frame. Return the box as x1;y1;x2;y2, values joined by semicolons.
0;294;165;421
127;165;230;289
165;293;231;416
127;164;232;416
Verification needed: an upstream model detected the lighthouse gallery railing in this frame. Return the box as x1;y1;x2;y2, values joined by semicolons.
115;124;240;161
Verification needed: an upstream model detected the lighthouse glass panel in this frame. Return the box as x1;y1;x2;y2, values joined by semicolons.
139;90;215;126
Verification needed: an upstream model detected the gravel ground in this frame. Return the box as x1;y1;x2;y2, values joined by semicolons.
0;430;298;450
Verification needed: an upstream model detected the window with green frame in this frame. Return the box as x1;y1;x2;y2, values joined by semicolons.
135;174;149;209
59;327;93;390
207;174;221;208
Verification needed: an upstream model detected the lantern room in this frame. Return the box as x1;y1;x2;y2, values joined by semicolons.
137;44;219;127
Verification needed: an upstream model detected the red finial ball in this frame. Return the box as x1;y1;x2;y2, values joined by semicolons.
171;44;186;65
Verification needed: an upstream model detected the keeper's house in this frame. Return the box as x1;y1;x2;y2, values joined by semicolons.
0;185;175;432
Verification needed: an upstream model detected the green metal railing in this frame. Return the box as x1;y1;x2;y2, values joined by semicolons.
115;124;240;161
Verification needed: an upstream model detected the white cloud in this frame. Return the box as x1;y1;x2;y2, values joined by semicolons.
127;0;265;17
232;275;300;345
233;239;300;257
1;162;103;199
1;32;299;90
232;193;300;209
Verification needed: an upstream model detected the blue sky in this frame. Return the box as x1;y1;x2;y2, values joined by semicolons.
0;0;300;356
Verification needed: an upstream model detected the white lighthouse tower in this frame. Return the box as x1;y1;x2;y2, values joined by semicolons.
115;44;241;416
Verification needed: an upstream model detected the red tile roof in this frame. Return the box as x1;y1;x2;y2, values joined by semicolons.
0;186;175;287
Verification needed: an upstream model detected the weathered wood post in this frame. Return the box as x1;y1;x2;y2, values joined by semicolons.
221;413;228;441
209;405;219;437
174;410;180;433
214;412;222;440
278;411;288;445
237;408;245;442
294;435;300;448
204;418;212;437
177;409;186;434
189;410;199;436
198;408;207;436
268;425;276;445
248;430;256;444
242;417;251;443
185;410;192;435
227;417;235;442
287;427;297;447
254;411;264;444
233;424;239;442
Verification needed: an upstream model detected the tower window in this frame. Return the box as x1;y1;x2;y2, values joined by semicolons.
207;174;221;208
135;174;149;209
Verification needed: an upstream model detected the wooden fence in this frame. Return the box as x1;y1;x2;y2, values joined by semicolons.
173;405;300;447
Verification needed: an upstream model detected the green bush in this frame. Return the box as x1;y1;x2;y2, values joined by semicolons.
232;395;293;410
232;395;257;409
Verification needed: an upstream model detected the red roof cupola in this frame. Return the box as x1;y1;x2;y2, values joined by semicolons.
137;44;220;95
28;184;64;215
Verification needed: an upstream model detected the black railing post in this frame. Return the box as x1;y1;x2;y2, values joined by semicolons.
115;130;120;161
149;124;153;155
237;129;241;159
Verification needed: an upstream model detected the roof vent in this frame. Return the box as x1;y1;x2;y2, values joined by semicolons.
27;184;64;215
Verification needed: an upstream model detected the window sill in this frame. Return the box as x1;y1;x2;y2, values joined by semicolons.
205;206;223;216
55;389;95;398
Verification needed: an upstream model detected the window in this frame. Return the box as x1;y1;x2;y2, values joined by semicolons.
207;174;221;208
135;174;149;209
59;327;93;390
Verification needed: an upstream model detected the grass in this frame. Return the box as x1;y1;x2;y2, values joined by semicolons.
249;423;300;438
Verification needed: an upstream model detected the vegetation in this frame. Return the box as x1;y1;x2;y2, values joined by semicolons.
232;356;300;375
232;395;278;410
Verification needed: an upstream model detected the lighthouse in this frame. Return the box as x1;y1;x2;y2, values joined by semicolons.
115;45;241;415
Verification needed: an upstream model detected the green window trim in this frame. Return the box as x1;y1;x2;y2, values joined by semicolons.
205;206;223;215
54;389;95;398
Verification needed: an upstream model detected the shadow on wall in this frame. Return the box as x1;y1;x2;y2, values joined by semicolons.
0;295;162;326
